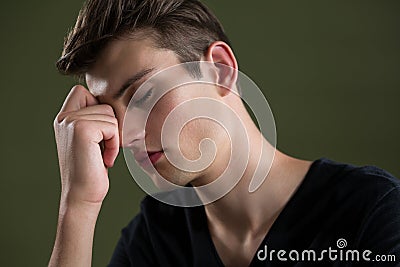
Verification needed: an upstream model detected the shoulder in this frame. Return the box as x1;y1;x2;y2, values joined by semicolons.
108;197;167;266
123;195;191;236
315;158;400;234
139;194;191;227
295;158;400;256
115;195;205;266
313;158;400;202
301;158;400;233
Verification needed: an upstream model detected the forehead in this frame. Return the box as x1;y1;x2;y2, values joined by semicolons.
85;37;179;97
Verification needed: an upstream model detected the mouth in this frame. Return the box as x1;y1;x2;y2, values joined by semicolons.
134;150;164;167
147;151;163;165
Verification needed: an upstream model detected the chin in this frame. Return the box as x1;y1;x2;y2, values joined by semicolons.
146;165;198;189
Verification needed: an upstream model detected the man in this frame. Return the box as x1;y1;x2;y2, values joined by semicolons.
49;0;400;266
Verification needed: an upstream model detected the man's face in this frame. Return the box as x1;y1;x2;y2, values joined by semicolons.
86;37;230;187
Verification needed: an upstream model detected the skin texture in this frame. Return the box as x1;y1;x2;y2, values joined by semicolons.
49;36;313;267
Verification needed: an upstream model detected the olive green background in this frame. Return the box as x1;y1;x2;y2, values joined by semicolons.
0;1;399;266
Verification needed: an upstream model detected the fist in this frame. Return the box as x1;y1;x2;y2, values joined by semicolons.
54;85;119;204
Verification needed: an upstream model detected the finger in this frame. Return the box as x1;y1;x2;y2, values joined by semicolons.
72;104;115;117
82;120;120;168
103;130;120;168
59;85;98;114
65;114;118;125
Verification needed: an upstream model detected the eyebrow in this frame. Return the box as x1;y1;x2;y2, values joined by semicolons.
113;67;155;99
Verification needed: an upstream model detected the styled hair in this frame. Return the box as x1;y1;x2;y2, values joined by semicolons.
56;0;232;80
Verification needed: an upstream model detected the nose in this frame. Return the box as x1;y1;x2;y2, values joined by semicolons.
119;113;146;148
121;128;146;149
114;104;147;148
113;105;145;148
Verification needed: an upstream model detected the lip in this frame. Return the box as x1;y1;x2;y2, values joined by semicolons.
134;150;163;167
148;151;163;164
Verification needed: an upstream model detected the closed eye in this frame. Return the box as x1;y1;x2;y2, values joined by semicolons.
132;88;153;107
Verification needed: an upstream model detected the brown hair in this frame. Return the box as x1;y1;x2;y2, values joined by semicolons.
56;0;232;80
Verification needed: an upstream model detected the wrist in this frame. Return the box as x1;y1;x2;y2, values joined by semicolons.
50;193;102;267
59;195;102;219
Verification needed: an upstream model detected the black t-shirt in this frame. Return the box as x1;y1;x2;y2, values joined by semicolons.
108;158;400;266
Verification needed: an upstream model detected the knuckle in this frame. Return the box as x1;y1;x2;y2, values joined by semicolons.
102;105;115;115
55;111;76;125
54;112;68;126
71;84;85;94
63;114;76;125
71;120;92;139
110;116;118;125
53;115;60;127
72;120;87;133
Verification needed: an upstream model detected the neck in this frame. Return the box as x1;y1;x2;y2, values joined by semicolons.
202;113;313;240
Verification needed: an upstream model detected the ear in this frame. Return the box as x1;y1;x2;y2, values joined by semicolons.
204;41;238;97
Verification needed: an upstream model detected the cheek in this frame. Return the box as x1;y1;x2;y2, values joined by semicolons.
178;118;225;160
145;88;224;154
178;120;202;160
145;95;177;138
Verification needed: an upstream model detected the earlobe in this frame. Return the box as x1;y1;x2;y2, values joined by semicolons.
205;41;238;97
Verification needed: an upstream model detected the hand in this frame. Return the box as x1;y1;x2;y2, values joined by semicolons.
54;85;119;205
